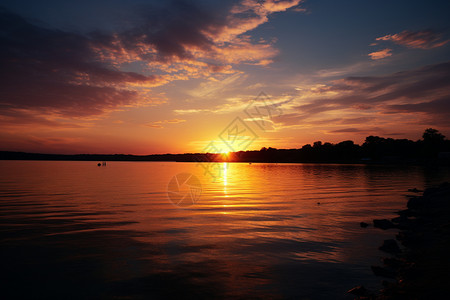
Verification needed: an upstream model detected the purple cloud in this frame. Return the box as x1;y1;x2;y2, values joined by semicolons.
0;9;162;118
274;62;450;129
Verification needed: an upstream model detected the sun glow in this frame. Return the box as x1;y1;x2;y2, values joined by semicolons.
220;151;231;161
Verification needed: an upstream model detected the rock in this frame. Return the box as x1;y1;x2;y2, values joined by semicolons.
379;239;401;254
407;197;426;210
408;188;422;193
373;219;397;230
347;285;371;297
371;265;396;278
360;222;369;228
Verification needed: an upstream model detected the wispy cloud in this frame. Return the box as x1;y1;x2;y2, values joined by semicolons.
144;118;186;128
187;73;247;98
274;62;450;130
375;29;449;49
368;48;392;60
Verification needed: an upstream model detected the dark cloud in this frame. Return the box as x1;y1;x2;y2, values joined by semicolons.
386;96;450;115
100;1;224;62
0;1;295;119
0;8;161;118
328;127;401;136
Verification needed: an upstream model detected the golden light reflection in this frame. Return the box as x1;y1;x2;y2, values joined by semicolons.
223;163;229;203
223;162;228;187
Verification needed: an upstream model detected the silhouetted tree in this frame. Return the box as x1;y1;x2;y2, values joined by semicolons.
420;128;446;157
423;128;445;144
313;141;322;148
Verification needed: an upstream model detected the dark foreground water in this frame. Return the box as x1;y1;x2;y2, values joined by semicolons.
1;161;449;299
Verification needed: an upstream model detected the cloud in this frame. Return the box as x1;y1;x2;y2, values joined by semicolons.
315;61;379;78
375;29;449;49
0;9;163;119
187;73;247;97
329;128;364;133
328;127;388;135
273;62;450;130
0;1;305;121
221;0;303;42
96;0;302;75
340;117;375;124
173;109;209;114
385;96;450;126
174;93;292;117
0;107;87;128
144;118;186;128
368;48;392;60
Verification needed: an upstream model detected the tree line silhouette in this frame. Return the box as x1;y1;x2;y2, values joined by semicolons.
1;128;449;164
216;128;449;163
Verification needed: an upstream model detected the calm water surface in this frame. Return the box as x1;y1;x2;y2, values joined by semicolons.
1;161;449;299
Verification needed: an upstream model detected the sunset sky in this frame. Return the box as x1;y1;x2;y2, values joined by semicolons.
1;0;449;154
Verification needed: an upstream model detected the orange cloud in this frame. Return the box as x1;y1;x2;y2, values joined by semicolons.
144;119;186;128
274;62;450;131
368;48;392;60
219;0;303;41
212;37;279;65
93;1;301;83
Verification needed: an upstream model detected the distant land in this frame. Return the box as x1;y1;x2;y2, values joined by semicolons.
1;129;450;164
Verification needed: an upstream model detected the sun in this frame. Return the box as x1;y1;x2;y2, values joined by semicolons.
220;151;231;161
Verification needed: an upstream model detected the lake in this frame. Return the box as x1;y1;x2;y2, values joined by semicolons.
1;161;449;299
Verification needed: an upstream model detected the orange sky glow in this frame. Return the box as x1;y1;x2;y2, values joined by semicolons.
1;0;449;154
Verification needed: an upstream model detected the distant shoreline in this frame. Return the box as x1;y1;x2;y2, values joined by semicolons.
2;130;449;165
0;150;448;165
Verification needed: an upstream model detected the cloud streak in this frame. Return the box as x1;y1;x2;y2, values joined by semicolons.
368;48;392;60
375;29;449;49
144;118;186;128
274;62;450;130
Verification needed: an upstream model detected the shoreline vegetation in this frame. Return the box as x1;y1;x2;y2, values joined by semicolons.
1;129;450;165
349;182;450;299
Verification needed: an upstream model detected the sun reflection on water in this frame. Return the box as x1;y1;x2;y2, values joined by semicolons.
223;163;229;203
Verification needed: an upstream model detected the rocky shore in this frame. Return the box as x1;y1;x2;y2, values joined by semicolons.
349;182;450;299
